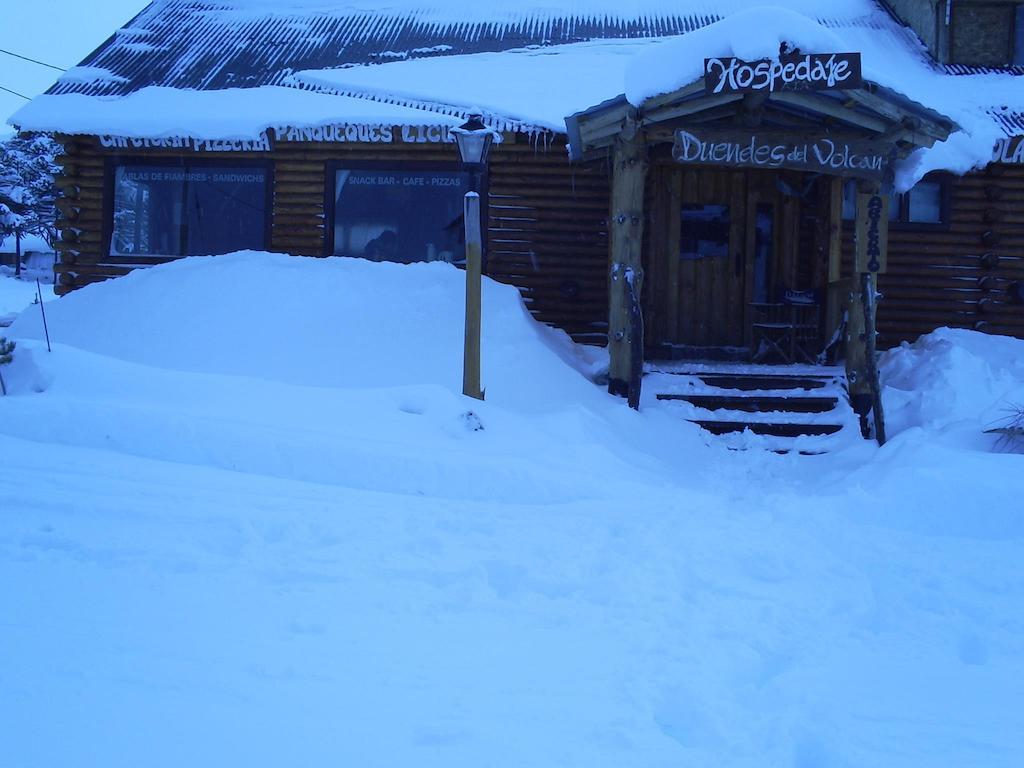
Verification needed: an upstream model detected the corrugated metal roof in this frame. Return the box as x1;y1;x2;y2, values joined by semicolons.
987;109;1024;137
944;63;1024;76
49;0;911;97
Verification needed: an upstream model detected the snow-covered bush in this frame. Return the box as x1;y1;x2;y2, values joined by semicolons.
985;402;1024;453
0;336;14;395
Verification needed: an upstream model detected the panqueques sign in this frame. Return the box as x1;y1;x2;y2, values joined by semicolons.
704;52;863;94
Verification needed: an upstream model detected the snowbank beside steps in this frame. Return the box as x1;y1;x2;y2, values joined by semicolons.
881;328;1024;441
8;251;607;411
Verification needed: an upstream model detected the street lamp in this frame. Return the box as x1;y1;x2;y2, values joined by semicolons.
451;112;495;192
451;112;498;401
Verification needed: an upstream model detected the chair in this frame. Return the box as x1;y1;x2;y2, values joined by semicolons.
750;290;821;364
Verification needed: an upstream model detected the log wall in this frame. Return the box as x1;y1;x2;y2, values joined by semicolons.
53;133;610;344
842;164;1024;347
50;131;1024;351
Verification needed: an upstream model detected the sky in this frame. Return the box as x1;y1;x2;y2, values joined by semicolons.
2;0;149;133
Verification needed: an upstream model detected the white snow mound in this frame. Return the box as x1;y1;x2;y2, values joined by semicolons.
8;250;604;411
880;327;1024;441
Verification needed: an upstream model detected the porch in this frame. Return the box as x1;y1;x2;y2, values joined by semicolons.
565;61;957;441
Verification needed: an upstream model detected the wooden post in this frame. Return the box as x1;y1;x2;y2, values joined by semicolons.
14;231;21;278
607;114;648;408
824;176;844;341
463;191;483;400
847;180;888;443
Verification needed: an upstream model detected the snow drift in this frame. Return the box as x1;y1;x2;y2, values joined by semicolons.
8;251;603;410
3;252;701;503
2;252;1024;768
881;327;1024;442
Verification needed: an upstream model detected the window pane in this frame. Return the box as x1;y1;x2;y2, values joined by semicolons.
907;181;943;224
185;168;267;255
889;193;901;222
842;180;898;221
681;204;729;260
111;165;267;257
841;180;856;221
1015;6;1024;65
333;169;469;264
753;204;773;303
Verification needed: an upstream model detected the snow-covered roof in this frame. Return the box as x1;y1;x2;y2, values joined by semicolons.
12;86;465;142
5;0;1023;179
292;38;665;133
20;0;914;97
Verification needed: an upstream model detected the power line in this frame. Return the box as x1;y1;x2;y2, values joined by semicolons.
0;47;66;73
0;84;31;100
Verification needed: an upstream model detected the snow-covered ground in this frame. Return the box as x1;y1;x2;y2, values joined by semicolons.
0;267;50;324
2;252;1022;767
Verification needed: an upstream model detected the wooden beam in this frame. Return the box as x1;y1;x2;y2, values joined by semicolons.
607;116;648;408
771;91;892;134
640;78;706;112
843;88;954;142
825;176;845;341
846;179;888;443
642;93;744;126
463;192;484;401
667;169;682;344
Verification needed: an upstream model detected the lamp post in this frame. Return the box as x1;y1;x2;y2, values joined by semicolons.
452;113;496;401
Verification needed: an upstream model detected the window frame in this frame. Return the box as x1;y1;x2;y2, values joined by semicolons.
841;174;952;232
324;159;488;267
103;155;274;259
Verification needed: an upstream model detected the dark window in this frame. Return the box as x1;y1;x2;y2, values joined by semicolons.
1015;5;1024;66
951;3;1016;67
681;204;730;260
111;164;268;257
753;204;774;303
842;178;947;227
332;168;470;264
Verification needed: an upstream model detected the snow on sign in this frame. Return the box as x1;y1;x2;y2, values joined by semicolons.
672;129;891;181
704;52;863;94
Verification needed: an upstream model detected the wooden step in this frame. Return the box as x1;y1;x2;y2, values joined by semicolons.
657;394;839;413
691;420;844;437
690;374;833;391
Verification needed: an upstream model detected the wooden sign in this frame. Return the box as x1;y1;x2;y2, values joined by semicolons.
704;52;862;94
97;123;466;152
672;129;892;181
854;192;889;273
993;135;1024;164
99;133;273;152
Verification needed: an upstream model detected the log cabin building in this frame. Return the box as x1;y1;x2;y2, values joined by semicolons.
7;0;1024;420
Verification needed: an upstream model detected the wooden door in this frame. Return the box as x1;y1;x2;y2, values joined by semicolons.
677;169;749;348
646;167;800;355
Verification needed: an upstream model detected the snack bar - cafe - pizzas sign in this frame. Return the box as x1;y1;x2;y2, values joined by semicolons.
705;52;862;94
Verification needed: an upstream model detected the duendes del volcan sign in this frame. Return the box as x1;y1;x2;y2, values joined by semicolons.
704;52;862;94
673;129;892;180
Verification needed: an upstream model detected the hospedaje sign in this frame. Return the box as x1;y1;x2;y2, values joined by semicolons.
672;129;892;181
704;52;863;94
